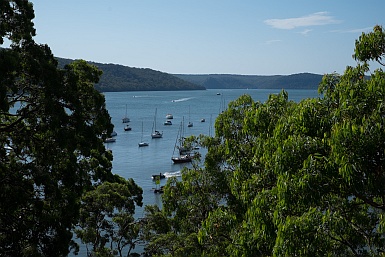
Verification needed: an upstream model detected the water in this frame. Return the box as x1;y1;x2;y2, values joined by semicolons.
76;88;320;255
103;89;319;211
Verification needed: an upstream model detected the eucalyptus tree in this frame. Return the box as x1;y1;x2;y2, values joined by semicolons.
143;25;385;256
0;1;137;256
75;178;143;257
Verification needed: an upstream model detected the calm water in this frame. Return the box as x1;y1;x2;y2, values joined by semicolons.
75;88;319;255
104;89;320;212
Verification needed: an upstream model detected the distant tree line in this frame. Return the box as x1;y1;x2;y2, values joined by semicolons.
57;57;324;92
57;58;205;92
175;72;324;90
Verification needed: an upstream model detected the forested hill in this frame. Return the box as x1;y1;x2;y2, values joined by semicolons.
174;73;324;90
56;57;205;92
56;57;323;91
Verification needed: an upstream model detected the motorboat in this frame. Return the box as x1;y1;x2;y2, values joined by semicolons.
138;142;149;147
152;173;166;180
104;138;116;143
164;120;172;125
124;125;132;131
166;113;173;119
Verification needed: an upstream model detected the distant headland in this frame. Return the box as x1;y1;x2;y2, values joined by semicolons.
56;57;323;92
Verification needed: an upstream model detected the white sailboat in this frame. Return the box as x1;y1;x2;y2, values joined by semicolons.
138;121;149;147
187;105;193;127
151;108;163;138
172;121;193;163
122;104;130;123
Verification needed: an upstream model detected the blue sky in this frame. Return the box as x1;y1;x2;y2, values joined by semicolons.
30;0;385;75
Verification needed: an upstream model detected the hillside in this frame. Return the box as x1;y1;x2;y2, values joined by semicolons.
174;73;323;90
56;57;324;91
56;57;205;92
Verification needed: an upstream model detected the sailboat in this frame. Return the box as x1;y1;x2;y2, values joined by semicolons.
187;105;193;127
122;104;130;123
151;108;163;138
138;121;149;147
171;121;193;164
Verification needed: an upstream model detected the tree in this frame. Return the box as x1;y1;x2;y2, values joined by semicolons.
354;25;385;66
143;25;385;256
75;178;143;257
0;1;135;256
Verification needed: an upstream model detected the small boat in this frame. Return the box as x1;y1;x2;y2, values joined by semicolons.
138;142;149;147
152;173;166;180
151;130;163;138
122;104;130;123
110;130;117;137
216;92;221;95
201;118;205;122
164;120;172;125
124;125;132;131
172;154;193;164
138;121;149;147
187;106;193;127
154;186;164;194
166;113;173;119
151;108;163;138
104;138;116;143
171;121;194;164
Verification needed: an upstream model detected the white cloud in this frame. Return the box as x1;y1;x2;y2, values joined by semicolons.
264;12;340;30
331;27;373;33
299;29;313;35
265;39;282;45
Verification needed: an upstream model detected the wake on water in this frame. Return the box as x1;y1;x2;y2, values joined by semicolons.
171;97;195;102
163;171;181;178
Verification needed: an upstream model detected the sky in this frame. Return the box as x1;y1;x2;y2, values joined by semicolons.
29;0;385;75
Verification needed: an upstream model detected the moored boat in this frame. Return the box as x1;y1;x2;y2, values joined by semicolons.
104;137;116;143
138;121;149;147
171;154;193;163
122;104;130;123
151;108;163;138
171;121;194;164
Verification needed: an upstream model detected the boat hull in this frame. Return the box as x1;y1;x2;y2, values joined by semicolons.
171;155;192;163
151;130;163;138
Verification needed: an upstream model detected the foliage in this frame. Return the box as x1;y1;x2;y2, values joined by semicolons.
75;178;143;257
0;1;142;256
142;25;385;257
354;25;385;66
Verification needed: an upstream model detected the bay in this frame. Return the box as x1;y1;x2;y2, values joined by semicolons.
74;88;320;256
103;89;320;213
